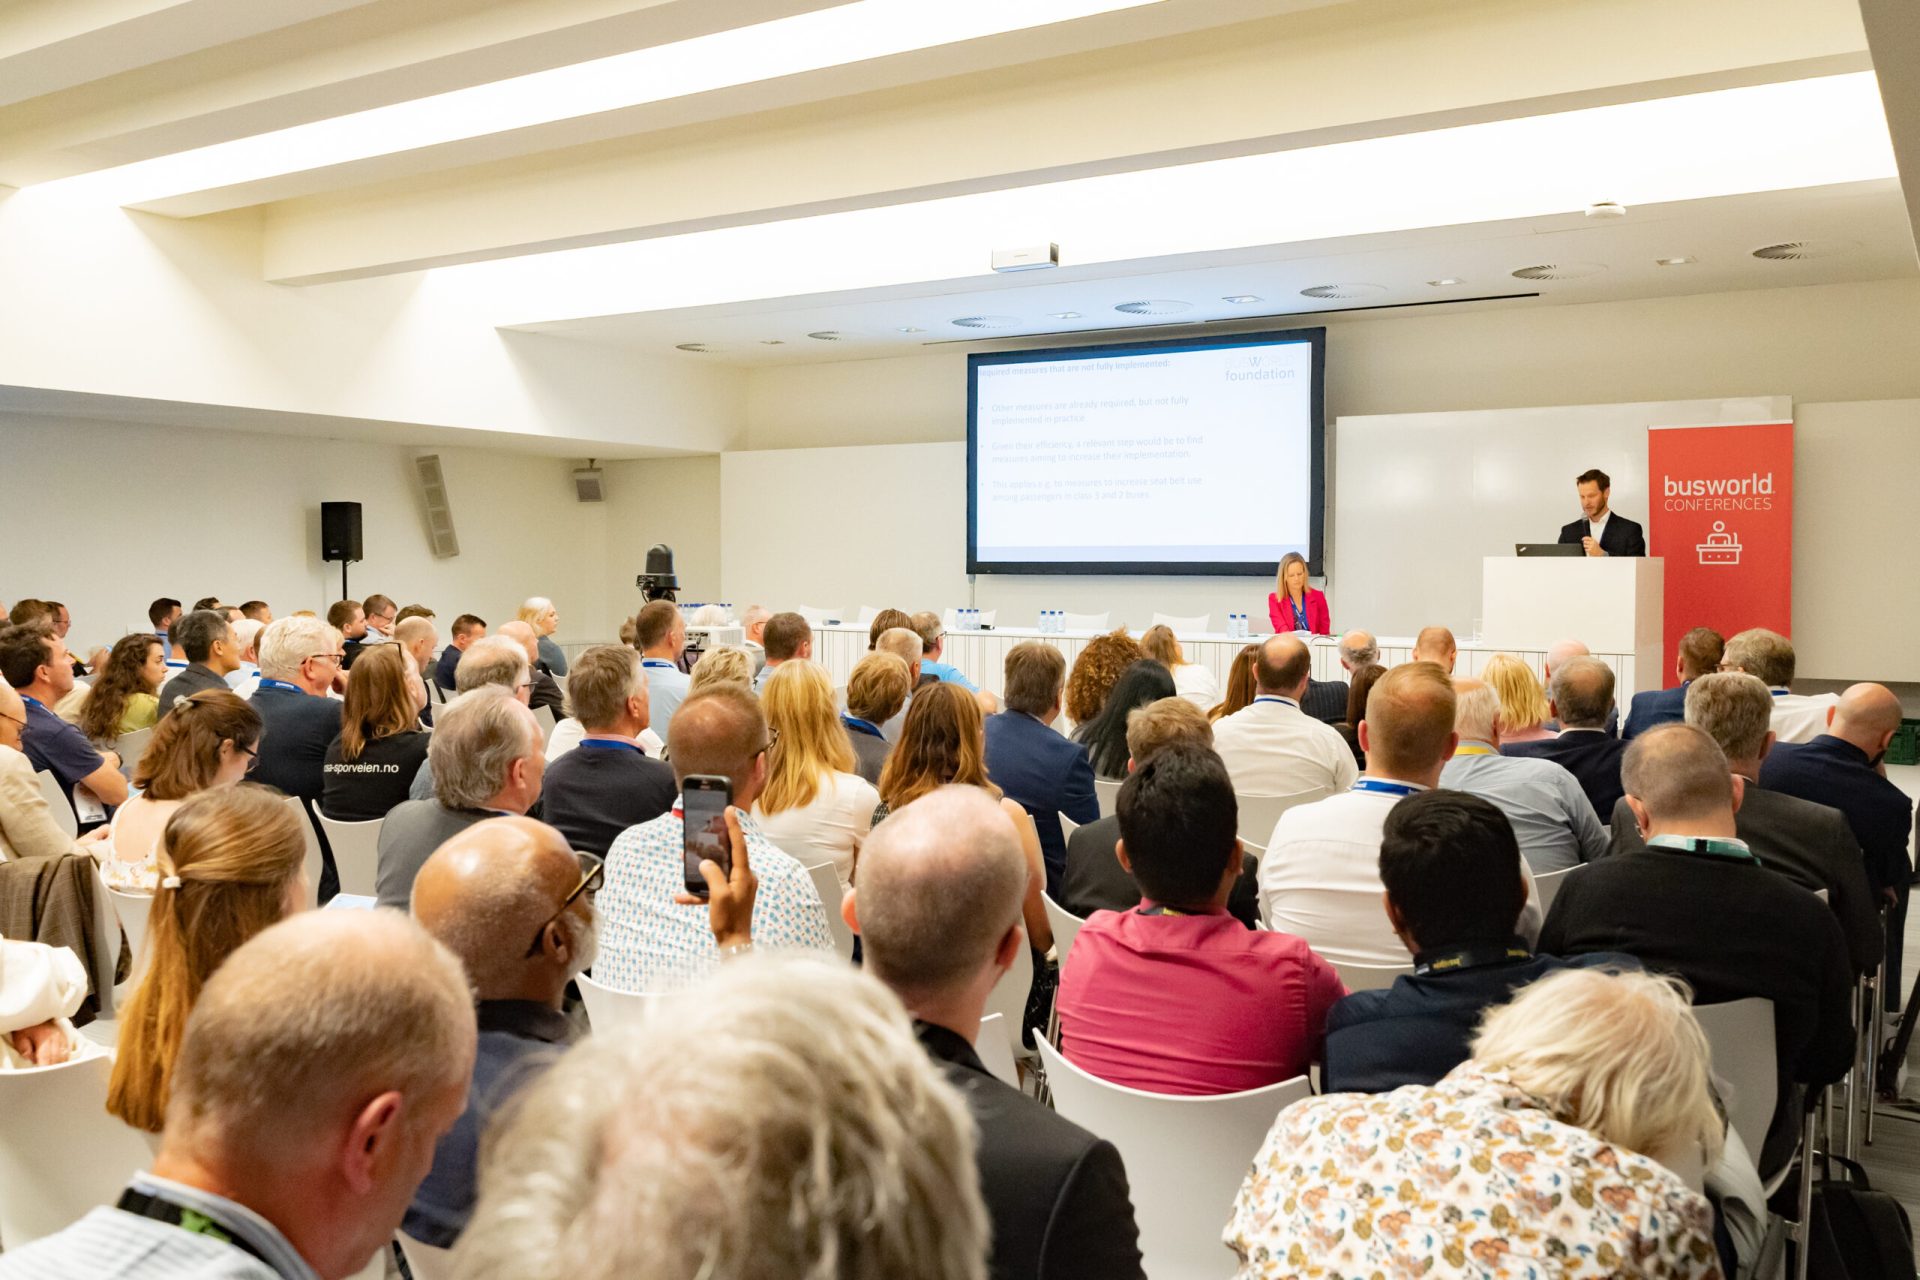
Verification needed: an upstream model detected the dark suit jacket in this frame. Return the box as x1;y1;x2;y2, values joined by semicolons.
433;645;461;691
917;1021;1144;1280
1622;682;1689;741
1607;786;1881;976
1539;845;1855;1173
540;742;676;859
1502;730;1626;823
1557;513;1647;556
249;684;342;804
1062;814;1261;929
1300;678;1348;725
1761;736;1915;892
984;711;1099;895
529;668;567;719
156;663;230;716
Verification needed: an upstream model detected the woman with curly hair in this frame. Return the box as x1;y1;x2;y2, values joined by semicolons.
1064;629;1144;728
74;633;167;743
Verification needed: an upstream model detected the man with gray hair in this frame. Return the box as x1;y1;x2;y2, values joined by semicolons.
1539;722;1855;1176
849;787;1145;1280
1439;679;1605;873
0;911;476;1280
377;687;546;909
157;608;244;716
1607;672;1880;976
873;626;927;736
252;613;349;899
405;817;592;1250
539;644;674;857
1721;627;1839;744
407;636;537;802
498;619;566;718
1338;629;1379;672
1301;628;1376;724
739;603;771;674
1502;655;1626;822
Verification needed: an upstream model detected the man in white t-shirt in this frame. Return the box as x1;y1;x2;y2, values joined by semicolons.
1211;635;1357;798
1721;627;1838;745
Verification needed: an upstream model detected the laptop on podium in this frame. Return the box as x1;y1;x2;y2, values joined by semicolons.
1513;543;1585;557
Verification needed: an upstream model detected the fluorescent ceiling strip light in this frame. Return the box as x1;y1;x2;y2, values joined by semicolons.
30;0;1162;208
431;72;1891;327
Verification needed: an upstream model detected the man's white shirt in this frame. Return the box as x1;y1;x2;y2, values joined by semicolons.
1770;688;1839;745
1211;696;1358;798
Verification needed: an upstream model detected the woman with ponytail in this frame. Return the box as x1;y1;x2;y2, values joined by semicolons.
106;785;308;1132
95;689;260;892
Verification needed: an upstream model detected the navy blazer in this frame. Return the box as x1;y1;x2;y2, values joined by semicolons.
1557;513;1647;557
1502;729;1626;824
983;710;1099;895
1300;677;1349;725
1622;681;1689;741
250;684;342;803
1761;736;1915;892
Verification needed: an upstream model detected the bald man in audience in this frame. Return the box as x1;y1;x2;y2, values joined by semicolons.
405;818;591;1250
1722;627;1839;745
1501;656;1626;821
498;619;565;718
1439;679;1605;874
1211;633;1356;799
849;785;1146;1280
1538;637;1619;736
1260;661;1543;965
1410;626;1456;673
1540;723;1854;1176
0;911;476;1280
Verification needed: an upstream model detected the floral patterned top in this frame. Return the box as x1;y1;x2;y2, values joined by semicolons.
1225;1064;1722;1280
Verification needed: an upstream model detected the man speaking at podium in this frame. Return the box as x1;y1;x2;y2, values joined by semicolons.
1557;468;1646;557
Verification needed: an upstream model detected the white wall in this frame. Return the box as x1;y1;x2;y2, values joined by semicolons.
601;455;724;615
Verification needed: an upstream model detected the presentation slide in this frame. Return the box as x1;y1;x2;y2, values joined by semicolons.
968;329;1324;574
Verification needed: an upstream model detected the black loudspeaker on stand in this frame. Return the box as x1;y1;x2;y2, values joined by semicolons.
321;502;363;600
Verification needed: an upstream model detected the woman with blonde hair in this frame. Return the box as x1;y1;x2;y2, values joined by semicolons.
1139;624;1219;711
751;661;880;888
687;644;754;695
106;785;309;1132
1064;629;1144;728
1483;653;1556;743
1207;643;1259;723
97;689;261;892
879;683;1052;954
1266;550;1331;635
321;641;430;821
74;633;167;743
518;596;567;676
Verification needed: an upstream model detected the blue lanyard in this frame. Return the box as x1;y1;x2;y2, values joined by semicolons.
580;738;643;755
1253;696;1299;709
1770;688;1789;698
642;659;678;670
18;695;44;711
842;714;883;739
1291;597;1309;627
1351;779;1422;797
256;678;305;695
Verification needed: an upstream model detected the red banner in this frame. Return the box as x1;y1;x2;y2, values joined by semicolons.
1646;421;1794;682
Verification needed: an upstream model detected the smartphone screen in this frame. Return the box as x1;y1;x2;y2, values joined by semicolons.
682;775;733;897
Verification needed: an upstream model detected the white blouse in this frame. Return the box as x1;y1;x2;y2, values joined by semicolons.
1172;662;1220;710
753;770;881;890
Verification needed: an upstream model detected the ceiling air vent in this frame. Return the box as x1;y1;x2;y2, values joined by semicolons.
806;330;847;341
950;315;1021;329
1299;284;1385;300
1113;299;1192;315
1751;240;1855;261
1510;263;1606;281
674;342;714;353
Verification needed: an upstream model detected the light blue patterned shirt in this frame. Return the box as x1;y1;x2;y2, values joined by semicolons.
0;1174;319;1279
594;801;834;991
642;660;691;730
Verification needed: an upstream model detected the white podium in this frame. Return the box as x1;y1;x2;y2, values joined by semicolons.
1481;557;1664;693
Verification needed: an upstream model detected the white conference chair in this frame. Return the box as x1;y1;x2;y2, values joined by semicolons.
1036;1037;1309;1279
284;796;325;910
0;1054;157;1249
854;606;882;627
796;606;840;628
313;812;384;898
1691;998;1778;1171
984;938;1036;1062
805;861;856;961
1042;893;1088;966
1059;611;1110;631
976;1013;1021;1087
1234;789;1330;849
577;972;662;1035
1332;959;1414;992
1058;813;1079;843
1150;612;1210;634
1093;777;1122;818
33;770;77;840
1530;864;1584;914
532;703;559;747
396;1235;457;1280
106;888;155;989
113;728;153;777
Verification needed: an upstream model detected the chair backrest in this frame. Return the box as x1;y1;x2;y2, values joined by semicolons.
796;606;839;628
1035;1036;1309;1278
1092;777;1122;819
1234;789;1332;848
983;936;1035;1058
1042;893;1087;966
1530;864;1584;914
577;971;662;1034
854;606;882;628
805;861;856;960
313;812;384;898
1332;959;1414;992
34;770;78;840
1059;611;1111;631
285;796;324;910
532;703;559;746
1150;612;1210;633
1691;997;1778;1164
106;888;154;989
976;1012;1021;1087
113;728;153;777
397;1234;457;1280
0;1054;156;1249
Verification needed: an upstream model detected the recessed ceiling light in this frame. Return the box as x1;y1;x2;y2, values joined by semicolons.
1300;284;1385;300
951;315;1022;329
1427;277;1463;287
1222;295;1262;304
1114;300;1191;315
1049;311;1082;320
1655;255;1697;266
1510;263;1606;281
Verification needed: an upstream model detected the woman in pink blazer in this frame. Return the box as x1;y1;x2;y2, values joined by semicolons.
1267;551;1331;635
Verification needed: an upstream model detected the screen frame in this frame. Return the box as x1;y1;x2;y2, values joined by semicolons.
966;326;1326;577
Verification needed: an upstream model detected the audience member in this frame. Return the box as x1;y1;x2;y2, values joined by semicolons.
148;596;183;642
1059;744;1344;1094
405;818;591;1249
753;609;813;692
843;651;910;784
1064;629;1144;727
873;625;929;735
225;617;265;698
1624;625;1725;740
867;608;914;651
455;954;986;1280
1609;673;1881;976
106;786;309;1132
1540;723;1854;1174
1063;697;1262;927
1323;790;1635;1093
376;689;545;909
1480;652;1554;743
1072;659;1176;780
250;615;346;893
1438;679;1605;873
1211;634;1358;802
156;609;243;716
499;619;566;718
539;645;675;858
457;635;531;701
101;689;261;891
0;939;98;1069
885;681;1055;954
518;596;568;675
74;633;165;743
1139;623;1220;711
395;603;435;624
1334;659;1386;770
329;598;371;668
1338;629;1379;672
687;643;754;694
1;911;476;1280
1722;627;1837;744
395;614;439;689
238;600;272;623
595;686;833;990
6;598;53;630
1228;968;1722;1278
0;620;129;814
911;610;984;695
1263;662;1543;964
1206;642;1259;722
360;593;398;642
633;599;693;724
0;680;99;860
189;596;225;615
851;786;1146;1279
1502;655;1626;821
322;642;432;821
437;613;487;690
1410;624;1456;672
739;603;772;673
753;661;881;888
983;642;1098;895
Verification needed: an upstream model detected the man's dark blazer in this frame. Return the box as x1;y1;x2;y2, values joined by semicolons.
1761;736;1915;892
250;683;343;900
1062;814;1261;929
983;711;1099;896
157;663;231;717
1557;513;1647;556
1300;677;1349;725
529;667;567;719
1622;681;1690;741
1501;729;1626;823
1607;786;1881;976
917;1021;1144;1280
434;644;461;691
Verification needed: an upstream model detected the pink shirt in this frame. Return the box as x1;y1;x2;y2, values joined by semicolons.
1056;904;1346;1095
